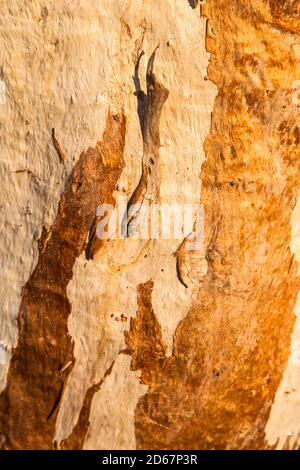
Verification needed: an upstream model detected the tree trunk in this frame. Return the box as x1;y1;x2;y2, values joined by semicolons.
0;0;300;450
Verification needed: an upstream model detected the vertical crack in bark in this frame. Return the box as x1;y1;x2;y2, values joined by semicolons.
122;46;169;237
0;111;126;449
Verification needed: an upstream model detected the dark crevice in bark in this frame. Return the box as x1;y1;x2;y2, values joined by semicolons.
51;128;66;164
122;46;169;237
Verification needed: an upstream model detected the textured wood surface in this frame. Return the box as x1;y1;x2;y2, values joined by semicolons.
0;0;300;450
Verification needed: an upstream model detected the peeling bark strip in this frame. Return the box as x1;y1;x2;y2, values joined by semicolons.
128;1;300;450
123;46;169;237
0;112;126;449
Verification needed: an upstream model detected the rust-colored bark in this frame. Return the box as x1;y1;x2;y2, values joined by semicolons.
269;0;300;33
126;282;167;386
127;1;300;450
1;0;300;451
0;112;126;449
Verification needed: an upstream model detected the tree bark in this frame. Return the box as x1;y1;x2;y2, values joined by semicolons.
0;0;300;450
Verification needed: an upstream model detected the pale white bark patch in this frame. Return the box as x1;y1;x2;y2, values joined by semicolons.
0;79;6;104
83;354;147;450
265;196;300;449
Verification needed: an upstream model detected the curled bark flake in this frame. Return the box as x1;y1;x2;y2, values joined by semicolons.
123;46;169;237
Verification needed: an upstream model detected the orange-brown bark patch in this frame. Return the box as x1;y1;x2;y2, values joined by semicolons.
129;1;300;450
0;112;126;449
